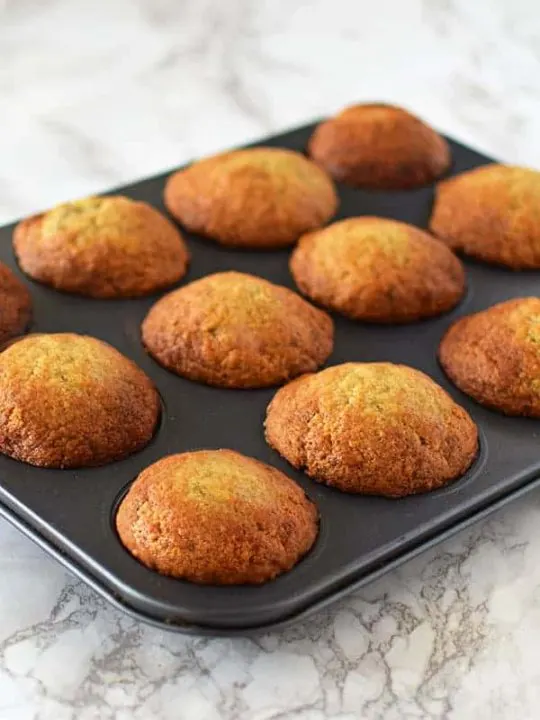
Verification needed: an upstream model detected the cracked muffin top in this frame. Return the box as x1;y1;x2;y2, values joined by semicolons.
0;263;32;344
0;333;160;467
13;196;189;297
308;103;450;189
290;217;465;323
265;362;478;497
142;271;334;388
430;164;540;269
439;297;540;416
115;449;318;584
163;147;338;248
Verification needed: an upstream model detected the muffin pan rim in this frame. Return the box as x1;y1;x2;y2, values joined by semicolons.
1;460;534;637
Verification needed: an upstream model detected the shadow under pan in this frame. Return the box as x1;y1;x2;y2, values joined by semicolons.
0;122;539;636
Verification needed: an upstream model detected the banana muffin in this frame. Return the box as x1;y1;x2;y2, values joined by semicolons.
0;263;32;344
0;333;160;467
164;147;338;248
439;297;540;416
142;271;334;388
116;449;318;584
290;217;465;323
14;196;189;297
430;164;540;269
308;103;450;189
265;362;478;497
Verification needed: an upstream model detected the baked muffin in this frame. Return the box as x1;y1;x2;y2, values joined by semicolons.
116;449;318;584
14;196;189;297
290;217;465;323
430;164;540;269
0;263;32;344
265;362;478;497
308;103;450;189
164;147;338;248
0;333;159;467
142;271;334;388
439;297;540;416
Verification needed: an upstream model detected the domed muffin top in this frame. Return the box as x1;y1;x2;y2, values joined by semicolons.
290;217;465;322
142;271;334;388
164;147;338;248
430;164;540;269
14;196;189;297
308;103;450;189
439;297;540;416
0;333;159;467
0;262;32;344
116;449;318;584
265;362;478;497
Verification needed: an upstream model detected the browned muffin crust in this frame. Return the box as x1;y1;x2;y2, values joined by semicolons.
265;362;478;497
116;449;318;584
164;147;338;248
14;196;189;297
0;333;160;467
290;217;465;323
439;297;540;416
142;271;334;388
0;263;32;344
308;103;450;189
430;164;540;269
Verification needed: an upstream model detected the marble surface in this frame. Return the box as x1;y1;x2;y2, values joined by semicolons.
1;0;540;717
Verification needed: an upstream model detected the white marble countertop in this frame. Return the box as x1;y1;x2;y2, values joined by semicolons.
1;0;540;718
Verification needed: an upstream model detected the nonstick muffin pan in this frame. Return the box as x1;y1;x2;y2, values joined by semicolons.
1;121;540;636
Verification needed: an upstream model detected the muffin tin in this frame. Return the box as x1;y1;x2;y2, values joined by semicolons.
1;121;540;635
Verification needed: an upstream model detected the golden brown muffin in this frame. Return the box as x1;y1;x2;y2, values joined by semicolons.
0;333;159;467
290;217;465;323
13;196;189;297
265;362;478;497
308;103;450;189
430;164;540;269
142;271;334;388
439;297;540;416
164;147;338;248
116;449;318;584
0;263;32;344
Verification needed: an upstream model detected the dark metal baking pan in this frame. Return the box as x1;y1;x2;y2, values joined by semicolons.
0;121;538;635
